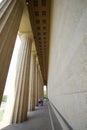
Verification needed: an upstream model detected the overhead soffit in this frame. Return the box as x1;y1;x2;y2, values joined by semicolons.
27;0;50;84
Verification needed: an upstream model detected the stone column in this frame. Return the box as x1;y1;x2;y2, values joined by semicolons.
37;66;44;100
0;0;23;104
12;1;33;123
12;33;32;123
38;66;41;100
35;58;38;106
28;53;32;111
30;52;36;111
40;77;43;98
40;74;43;98
37;65;39;102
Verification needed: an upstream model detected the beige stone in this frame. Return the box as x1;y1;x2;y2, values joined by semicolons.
48;0;87;130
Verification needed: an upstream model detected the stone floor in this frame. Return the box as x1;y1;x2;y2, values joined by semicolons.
1;100;63;130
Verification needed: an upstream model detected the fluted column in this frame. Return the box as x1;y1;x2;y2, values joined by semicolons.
35;58;38;105
11;1;33;123
28;53;32;111
38;66;41;100
30;52;36;111
12;36;25;123
12;34;32;123
39;75;43;98
37;65;40;100
40;72;43;98
0;0;23;104
37;65;44;100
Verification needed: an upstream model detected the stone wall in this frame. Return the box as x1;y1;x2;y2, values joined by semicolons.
48;0;87;130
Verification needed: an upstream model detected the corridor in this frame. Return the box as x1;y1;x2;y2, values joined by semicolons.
0;0;87;129
1;100;63;130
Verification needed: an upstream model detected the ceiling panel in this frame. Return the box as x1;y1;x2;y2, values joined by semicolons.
27;0;50;84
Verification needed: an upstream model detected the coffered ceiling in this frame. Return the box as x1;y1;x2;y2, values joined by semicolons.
27;0;50;84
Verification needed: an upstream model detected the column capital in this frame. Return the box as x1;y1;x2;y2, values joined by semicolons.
18;31;34;41
36;56;39;64
31;41;37;55
32;51;37;56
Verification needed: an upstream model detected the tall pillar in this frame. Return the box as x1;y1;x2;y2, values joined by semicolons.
18;34;32;122
37;65;40;101
12;35;26;123
37;66;44;100
30;51;36;111
35;58;39;105
39;76;43;98
0;0;23;104
12;1;33;123
12;33;32;123
38;66;41;100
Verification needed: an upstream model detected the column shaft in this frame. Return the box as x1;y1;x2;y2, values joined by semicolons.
29;52;36;111
0;0;23;104
21;37;31;122
37;66;44;100
35;62;38;105
12;35;32;123
12;39;25;123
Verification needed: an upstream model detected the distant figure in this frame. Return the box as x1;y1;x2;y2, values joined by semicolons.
38;98;43;106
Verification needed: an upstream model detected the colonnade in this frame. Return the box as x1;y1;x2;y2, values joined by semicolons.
0;0;44;124
29;51;44;111
12;40;43;123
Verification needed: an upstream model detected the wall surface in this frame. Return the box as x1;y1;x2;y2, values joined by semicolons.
48;0;87;130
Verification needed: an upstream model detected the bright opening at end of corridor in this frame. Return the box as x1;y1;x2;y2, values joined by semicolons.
43;85;47;98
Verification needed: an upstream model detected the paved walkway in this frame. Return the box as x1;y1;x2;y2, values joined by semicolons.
1;100;63;130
